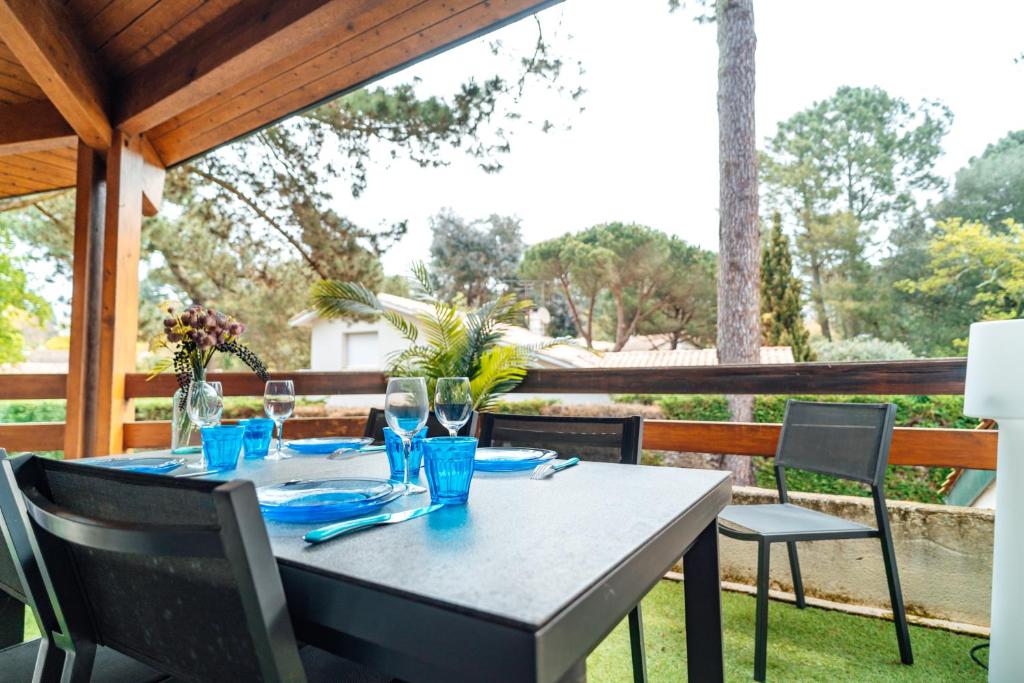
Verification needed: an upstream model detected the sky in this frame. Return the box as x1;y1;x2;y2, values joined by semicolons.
327;0;1024;275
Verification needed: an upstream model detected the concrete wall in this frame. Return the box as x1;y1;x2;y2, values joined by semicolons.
718;486;994;628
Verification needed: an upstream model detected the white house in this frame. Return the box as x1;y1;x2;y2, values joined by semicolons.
289;293;795;407
288;294;606;406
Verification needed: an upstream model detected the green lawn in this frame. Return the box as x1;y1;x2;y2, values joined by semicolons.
23;582;987;681
589;581;987;682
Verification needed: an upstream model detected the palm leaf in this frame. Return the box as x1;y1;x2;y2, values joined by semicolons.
409;261;436;302
470;345;531;411
311;279;418;343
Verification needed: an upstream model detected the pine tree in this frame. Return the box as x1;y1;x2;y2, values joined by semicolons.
761;212;815;361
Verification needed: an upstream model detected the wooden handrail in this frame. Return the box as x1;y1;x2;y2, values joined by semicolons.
120;358;969;399
0;359;969;400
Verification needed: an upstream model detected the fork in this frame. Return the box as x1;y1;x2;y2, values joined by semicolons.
531;457;580;480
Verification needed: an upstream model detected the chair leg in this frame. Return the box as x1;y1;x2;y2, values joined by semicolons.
879;532;913;665
32;638;66;683
627;605;648;683
754;541;771;682
785;541;806;609
59;643;95;683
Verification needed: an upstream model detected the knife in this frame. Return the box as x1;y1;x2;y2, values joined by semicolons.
303;504;444;544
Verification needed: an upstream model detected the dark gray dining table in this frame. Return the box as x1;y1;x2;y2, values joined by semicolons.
90;448;730;682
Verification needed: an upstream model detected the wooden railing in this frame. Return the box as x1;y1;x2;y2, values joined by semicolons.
0;358;998;470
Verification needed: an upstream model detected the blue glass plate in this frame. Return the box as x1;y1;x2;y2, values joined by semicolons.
257;478;401;523
285;436;374;455
82;456;187;475
474;447;557;472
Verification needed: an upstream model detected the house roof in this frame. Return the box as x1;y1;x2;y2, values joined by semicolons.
290;295;796;370
596;346;795;368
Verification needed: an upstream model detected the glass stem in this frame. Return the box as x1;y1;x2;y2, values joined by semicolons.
448;427;457;437
275;420;283;454
402;436;411;486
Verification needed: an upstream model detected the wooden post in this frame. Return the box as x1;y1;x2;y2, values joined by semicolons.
93;131;144;456
64;141;106;459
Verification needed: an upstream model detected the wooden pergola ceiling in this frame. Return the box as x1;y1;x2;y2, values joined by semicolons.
0;0;557;201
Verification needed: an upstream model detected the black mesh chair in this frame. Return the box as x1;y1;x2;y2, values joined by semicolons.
0;449;171;682
2;453;389;683
363;408;474;444
718;401;913;681
476;413;648;682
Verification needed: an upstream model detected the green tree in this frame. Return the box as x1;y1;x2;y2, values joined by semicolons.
762;86;952;340
621;238;717;349
898;218;1024;343
937;130;1024;227
429;210;525;307
760;212;813;361
522;224;694;351
0;225;50;364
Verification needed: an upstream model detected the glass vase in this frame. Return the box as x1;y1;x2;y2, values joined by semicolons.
171;386;202;453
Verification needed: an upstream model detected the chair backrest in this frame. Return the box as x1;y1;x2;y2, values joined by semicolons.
775;401;897;489
7;454;306;683
0;449;28;603
477;413;643;465
363;408;475;444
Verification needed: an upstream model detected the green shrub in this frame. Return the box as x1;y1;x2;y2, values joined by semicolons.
0;400;66;423
812;335;916;361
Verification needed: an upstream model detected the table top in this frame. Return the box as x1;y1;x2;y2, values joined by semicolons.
125;448;729;633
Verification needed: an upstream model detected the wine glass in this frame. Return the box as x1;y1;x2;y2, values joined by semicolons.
264;380;295;461
385;377;429;495
435;377;472;437
186;381;223;468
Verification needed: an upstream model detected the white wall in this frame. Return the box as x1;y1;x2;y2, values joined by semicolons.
307;316;610;407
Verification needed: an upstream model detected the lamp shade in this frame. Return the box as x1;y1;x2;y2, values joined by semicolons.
964;319;1024;419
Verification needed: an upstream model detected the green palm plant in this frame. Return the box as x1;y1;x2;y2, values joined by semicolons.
310;262;563;410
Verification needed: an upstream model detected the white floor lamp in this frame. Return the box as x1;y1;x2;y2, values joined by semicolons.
964;320;1024;681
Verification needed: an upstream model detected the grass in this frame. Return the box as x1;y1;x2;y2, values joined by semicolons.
22;581;987;681
588;581;987;682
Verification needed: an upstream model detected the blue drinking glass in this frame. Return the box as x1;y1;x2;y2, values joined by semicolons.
200;425;244;470
240;418;275;459
423;436;477;505
384;426;426;479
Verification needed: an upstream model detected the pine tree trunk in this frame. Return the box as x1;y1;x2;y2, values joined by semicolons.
716;0;759;487
809;260;831;341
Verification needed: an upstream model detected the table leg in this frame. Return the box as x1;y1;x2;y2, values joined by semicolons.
555;660;586;683
0;592;23;648
682;520;724;683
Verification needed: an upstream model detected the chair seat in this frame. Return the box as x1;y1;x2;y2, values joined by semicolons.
719;503;876;541
1;638;169;682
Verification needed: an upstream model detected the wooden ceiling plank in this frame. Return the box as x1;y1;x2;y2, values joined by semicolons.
0;157;75;184
116;0;391;134
66;0;117;25
120;0;242;74
4;151;80;175
0;101;76;155
86;0;160;51
148;0;433;140
0;0;112;150
154;0;537;165
99;0;202;75
0;71;47;99
0;85;32;104
0;170;57;191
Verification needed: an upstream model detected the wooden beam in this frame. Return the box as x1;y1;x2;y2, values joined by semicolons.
641;420;998;470
0;0;111;150
64;140;105;459
124;417;365;450
115;0;370;134
123;360;969;399
93;130;143;456
0;373;66;400
0;423;65;452
140;136;165;217
0;100;75;155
